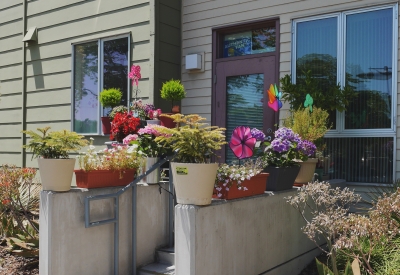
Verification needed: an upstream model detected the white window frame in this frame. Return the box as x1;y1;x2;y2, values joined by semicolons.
71;34;131;135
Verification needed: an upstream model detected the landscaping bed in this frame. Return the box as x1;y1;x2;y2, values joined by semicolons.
0;240;38;275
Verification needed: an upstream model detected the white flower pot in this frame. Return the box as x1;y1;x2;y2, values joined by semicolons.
171;162;218;205
294;158;318;185
140;157;160;184
146;120;161;125
38;158;75;191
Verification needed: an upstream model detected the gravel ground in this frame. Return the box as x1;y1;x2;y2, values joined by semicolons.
0;241;38;275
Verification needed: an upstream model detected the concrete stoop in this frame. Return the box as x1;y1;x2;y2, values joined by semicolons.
138;247;175;275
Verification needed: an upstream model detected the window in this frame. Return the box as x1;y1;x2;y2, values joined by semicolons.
73;36;130;134
293;5;397;183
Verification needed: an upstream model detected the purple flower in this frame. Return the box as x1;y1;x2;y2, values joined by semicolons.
271;138;291;153
298;140;317;157
274;127;300;143
250;128;265;142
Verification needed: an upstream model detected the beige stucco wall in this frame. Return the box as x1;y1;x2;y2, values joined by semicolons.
181;0;400;179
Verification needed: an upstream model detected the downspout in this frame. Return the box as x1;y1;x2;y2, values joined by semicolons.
21;0;27;167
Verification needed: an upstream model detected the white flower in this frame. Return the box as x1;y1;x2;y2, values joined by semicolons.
243;187;248;191
217;193;222;198
117;146;122;150
90;137;94;140
225;187;229;191
89;145;95;150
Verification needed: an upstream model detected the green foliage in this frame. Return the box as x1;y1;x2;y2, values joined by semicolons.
109;105;128;120
22;127;89;159
317;258;359;275
0;165;40;258
282;107;331;151
280;71;357;112
99;88;122;109
160;79;186;109
154;114;226;163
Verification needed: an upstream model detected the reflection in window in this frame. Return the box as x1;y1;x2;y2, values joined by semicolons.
296;17;337;128
345;9;393;129
226;74;264;163
223;27;275;57
73;37;129;134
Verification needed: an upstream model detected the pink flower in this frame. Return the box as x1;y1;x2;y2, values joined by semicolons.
123;134;138;144
128;65;141;87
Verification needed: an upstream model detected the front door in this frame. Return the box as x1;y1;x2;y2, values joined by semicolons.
215;55;279;163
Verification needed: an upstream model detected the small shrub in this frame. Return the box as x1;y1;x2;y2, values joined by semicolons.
99;88;122;109
160;79;186;110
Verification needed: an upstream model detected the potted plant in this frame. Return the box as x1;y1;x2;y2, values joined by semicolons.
110;111;141;143
260;127;316;191
159;79;186;128
283;107;331;185
22;127;88;191
154;114;226;205
75;138;142;188
109;105;128;121
123;125;169;184
214;159;267;200
130;99;162;125
99;88;122;134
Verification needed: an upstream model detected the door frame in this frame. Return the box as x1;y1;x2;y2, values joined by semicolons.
212;18;281;162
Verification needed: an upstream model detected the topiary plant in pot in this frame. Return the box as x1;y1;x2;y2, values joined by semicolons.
22;127;88;191
99;88;123;134
160;79;186;114
154;114;226;205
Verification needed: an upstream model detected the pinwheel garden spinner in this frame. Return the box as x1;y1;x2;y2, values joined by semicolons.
267;84;282;112
229;126;256;159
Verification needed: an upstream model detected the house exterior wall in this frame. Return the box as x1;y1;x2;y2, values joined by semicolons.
181;0;400;179
0;0;181;168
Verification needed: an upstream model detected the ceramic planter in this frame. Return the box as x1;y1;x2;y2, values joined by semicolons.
159;114;177;128
140;157;160;184
145;120;161;125
101;116;111;134
294;158;318;185
74;169;136;189
38;158;76;191
214;173;269;200
171;162;218;205
263;166;300;191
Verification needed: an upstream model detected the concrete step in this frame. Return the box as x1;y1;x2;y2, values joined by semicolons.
138;263;175;275
156;247;175;265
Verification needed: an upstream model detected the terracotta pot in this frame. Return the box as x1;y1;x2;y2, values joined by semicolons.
38;158;75;191
294;158;318;186
213;173;269;200
74;169;136;189
101;116;111;134
263;165;300;191
171;105;180;113
159;114;177;128
171;162;218;205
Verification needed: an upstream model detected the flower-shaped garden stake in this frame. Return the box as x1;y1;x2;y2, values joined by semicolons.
229;126;257;160
129;65;142;101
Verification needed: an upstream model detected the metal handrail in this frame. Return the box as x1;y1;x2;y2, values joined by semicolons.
84;153;176;275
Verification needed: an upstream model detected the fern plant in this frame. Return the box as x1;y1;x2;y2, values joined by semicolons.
154;114;226;163
22;127;88;159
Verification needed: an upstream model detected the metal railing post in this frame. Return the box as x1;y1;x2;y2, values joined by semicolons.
168;162;174;247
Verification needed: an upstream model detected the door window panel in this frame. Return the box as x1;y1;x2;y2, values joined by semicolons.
226;74;264;162
223;27;276;58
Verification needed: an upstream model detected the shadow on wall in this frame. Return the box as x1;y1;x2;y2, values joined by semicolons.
28;43;44;89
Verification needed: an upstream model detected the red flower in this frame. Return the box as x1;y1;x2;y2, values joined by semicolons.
110;112;141;142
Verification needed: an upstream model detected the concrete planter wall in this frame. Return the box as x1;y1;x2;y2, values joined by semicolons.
39;185;169;275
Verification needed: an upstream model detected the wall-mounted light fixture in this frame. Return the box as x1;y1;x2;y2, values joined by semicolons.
22;26;38;42
185;53;204;72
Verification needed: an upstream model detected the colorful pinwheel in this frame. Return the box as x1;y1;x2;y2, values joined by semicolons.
229;126;257;159
128;65;141;87
304;94;313;112
267;84;282;112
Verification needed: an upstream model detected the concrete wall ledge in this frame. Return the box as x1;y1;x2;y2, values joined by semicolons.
40;184;170;275
175;187;321;275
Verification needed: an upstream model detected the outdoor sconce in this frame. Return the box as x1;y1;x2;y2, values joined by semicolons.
22;27;38;43
185;53;204;72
